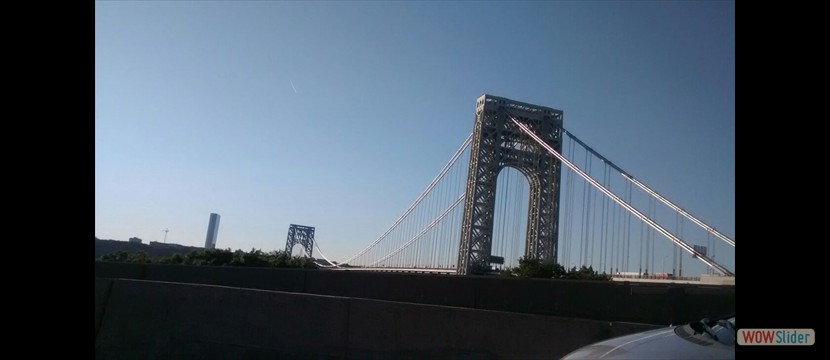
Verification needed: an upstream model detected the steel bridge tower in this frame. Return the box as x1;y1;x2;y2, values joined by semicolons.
285;224;315;258
457;94;564;274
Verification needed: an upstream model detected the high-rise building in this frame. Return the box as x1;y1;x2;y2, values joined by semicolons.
205;213;221;249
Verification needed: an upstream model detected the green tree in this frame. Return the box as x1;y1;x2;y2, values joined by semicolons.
230;248;269;267
126;251;151;264
289;255;318;269
563;265;611;281
184;250;208;265
100;251;128;262
510;257;565;278
157;253;185;264
468;262;493;275
503;259;610;281
182;248;235;266
170;253;184;264
99;246;318;269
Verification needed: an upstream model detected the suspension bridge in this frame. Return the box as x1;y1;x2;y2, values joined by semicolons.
300;94;734;279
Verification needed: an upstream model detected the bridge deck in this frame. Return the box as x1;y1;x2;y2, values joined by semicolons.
326;267;457;274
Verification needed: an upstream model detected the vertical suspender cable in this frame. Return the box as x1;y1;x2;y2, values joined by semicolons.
511;117;731;275
563;130;734;248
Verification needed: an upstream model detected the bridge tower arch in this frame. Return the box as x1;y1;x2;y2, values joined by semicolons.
457;94;563;274
286;224;315;258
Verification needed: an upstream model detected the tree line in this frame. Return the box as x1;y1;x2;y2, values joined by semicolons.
98;248;318;269
500;257;611;280
98;249;610;278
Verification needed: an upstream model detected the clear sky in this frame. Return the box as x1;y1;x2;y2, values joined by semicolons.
95;1;734;275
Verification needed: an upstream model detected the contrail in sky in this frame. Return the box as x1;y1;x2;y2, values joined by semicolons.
290;79;297;93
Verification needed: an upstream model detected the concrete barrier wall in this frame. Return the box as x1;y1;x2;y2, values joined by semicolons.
95;278;661;359
95;262;734;325
94;278;113;339
305;270;478;308
143;264;308;293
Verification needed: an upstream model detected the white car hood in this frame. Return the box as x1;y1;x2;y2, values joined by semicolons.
561;326;734;359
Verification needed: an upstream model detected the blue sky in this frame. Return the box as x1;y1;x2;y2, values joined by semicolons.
95;1;734;275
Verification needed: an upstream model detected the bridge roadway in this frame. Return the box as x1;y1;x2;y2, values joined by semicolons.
324;267;735;286
326;266;457;274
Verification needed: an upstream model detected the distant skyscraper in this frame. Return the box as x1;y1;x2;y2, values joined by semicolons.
205;213;221;249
